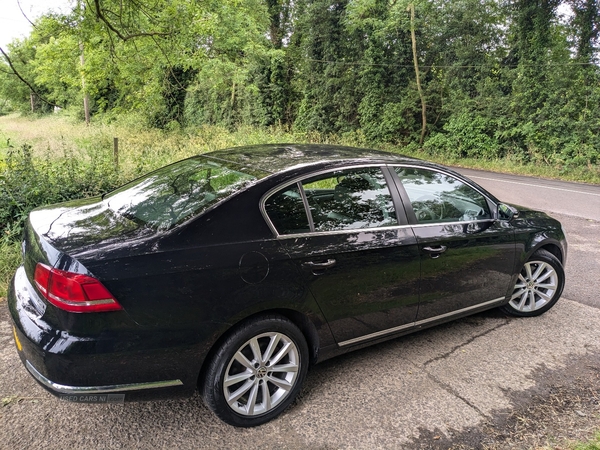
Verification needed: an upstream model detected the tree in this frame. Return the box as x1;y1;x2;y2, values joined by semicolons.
569;0;599;62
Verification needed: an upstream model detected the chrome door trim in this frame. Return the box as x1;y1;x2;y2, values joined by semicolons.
337;296;505;347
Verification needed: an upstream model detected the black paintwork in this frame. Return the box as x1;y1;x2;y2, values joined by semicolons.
8;144;567;400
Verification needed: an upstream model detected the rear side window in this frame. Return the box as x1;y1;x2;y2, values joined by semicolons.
106;157;266;230
264;184;310;235
264;167;398;235
302;168;398;232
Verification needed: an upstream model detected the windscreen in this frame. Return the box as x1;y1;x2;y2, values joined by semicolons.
106;156;265;230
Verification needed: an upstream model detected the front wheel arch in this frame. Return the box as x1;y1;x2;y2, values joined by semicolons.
537;243;564;264
520;230;566;266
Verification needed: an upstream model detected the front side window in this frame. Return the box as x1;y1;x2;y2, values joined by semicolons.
395;167;491;224
302;168;398;232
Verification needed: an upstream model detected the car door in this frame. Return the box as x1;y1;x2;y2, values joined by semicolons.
390;166;517;321
263;166;421;346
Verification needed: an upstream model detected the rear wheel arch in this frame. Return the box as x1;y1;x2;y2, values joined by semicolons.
269;308;321;365
197;308;319;390
199;312;313;426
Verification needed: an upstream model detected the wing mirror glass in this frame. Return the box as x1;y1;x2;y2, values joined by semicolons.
497;203;519;221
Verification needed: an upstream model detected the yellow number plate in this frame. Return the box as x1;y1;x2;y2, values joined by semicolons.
12;326;23;352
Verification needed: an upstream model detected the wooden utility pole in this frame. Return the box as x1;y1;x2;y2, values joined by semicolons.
408;3;427;145
79;42;90;125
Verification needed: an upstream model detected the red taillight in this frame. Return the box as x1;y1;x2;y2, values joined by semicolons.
34;263;122;313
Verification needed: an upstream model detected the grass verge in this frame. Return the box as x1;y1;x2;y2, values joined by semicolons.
545;433;600;450
2;113;599;185
573;434;600;449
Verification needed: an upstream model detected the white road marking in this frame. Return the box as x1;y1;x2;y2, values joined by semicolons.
467;175;600;197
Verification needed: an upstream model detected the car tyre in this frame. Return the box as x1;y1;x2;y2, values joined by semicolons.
202;315;309;427
501;249;565;317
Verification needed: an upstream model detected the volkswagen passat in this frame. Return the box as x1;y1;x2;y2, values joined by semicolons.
8;144;566;427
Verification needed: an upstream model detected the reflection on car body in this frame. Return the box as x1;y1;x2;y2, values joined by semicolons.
8;144;567;427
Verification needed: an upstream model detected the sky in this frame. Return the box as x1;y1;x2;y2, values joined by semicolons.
0;0;73;50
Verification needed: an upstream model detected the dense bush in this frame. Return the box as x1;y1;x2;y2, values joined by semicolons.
424;114;500;159
0;143;121;240
0;141;122;296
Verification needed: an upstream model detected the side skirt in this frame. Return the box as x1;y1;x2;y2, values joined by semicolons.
338;296;507;348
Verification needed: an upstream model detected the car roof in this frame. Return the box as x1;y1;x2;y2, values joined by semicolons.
203;144;422;175
200;143;499;205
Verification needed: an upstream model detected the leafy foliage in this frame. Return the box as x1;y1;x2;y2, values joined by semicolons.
0;0;598;169
0;143;120;239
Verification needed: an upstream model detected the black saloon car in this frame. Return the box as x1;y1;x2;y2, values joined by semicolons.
9;144;567;426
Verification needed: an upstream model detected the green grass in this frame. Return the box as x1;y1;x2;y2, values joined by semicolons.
544;433;600;450
572;433;600;450
1;113;599;185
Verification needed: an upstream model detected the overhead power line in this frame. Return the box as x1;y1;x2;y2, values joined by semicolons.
304;58;599;69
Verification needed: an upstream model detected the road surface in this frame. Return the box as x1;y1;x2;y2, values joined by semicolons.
1;168;599;449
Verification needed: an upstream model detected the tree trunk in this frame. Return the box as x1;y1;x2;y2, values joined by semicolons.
408;3;427;146
79;42;90;125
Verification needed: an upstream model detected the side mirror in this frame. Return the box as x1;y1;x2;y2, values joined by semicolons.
497;203;519;221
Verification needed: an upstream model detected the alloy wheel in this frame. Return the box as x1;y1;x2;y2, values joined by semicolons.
223;332;300;416
508;260;558;312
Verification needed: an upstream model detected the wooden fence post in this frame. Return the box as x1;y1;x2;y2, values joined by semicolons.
113;137;119;171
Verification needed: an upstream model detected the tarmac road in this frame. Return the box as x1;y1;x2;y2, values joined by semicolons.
1;168;599;449
454;167;600;309
456;168;600;222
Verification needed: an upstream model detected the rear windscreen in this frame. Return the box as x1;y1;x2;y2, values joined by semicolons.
106;157;266;230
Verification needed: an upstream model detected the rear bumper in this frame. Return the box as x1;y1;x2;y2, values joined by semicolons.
8;265;199;400
24;359;182;395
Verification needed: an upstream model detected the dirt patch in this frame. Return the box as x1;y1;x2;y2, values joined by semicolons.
409;351;600;449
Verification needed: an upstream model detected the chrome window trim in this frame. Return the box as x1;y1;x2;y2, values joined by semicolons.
275;224;414;240
260;162;500;239
338;296;505;347
259;163;394;238
272;218;495;240
26;360;183;394
410;218;496;229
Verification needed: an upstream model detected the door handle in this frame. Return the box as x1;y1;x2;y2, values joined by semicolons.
302;259;337;269
422;246;447;259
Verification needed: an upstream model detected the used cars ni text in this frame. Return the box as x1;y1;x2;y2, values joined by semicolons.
9;144;566;426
